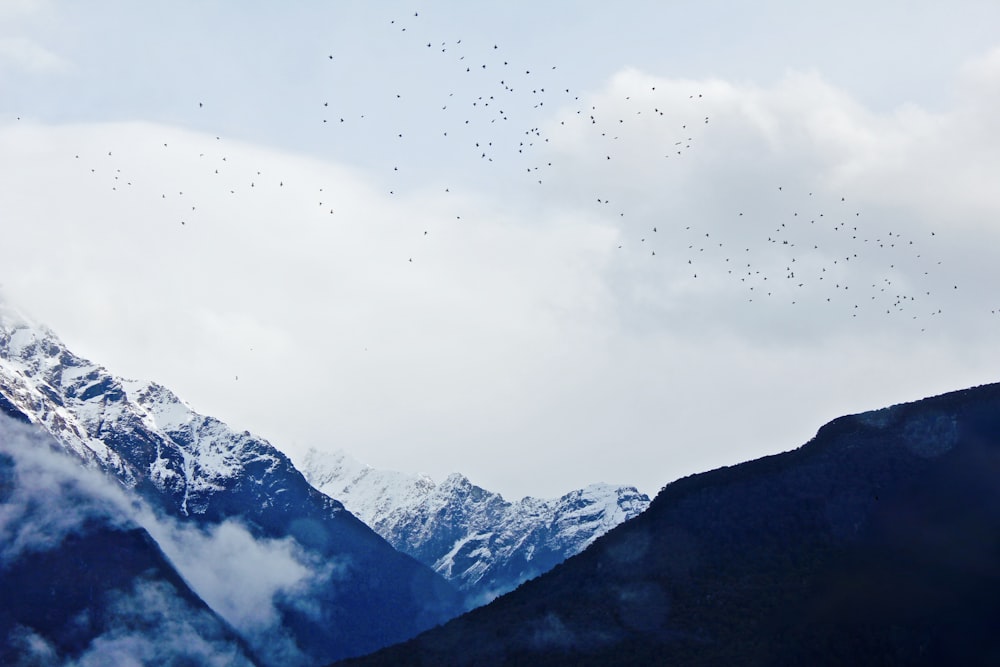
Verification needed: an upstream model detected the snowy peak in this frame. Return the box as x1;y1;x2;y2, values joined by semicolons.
0;313;288;516
299;447;435;521
547;483;652;549
0;304;465;663
0;311;134;477
298;448;650;604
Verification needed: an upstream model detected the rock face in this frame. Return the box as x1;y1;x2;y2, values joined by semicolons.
0;304;463;666
335;382;1000;667
300;448;650;606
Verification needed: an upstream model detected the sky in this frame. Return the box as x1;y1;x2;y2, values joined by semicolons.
2;0;1000;500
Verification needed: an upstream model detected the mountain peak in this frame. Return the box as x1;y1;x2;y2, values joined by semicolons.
299;447;650;605
0;298;39;332
0;310;465;664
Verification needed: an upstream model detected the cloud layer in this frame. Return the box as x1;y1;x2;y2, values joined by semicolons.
2;5;999;499
0;415;340;666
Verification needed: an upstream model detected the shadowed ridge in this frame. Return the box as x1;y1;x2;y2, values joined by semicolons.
333;381;1000;666
0;422;261;666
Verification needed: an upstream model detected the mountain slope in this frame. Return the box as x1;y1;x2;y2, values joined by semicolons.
0;303;463;665
300;448;650;605
0;417;259;666
336;382;1000;666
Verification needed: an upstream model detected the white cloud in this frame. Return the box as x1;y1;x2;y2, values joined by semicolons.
2;42;1000;499
6;625;60;666
141;517;328;666
70;580;254;667
0;424;135;565
0;417;335;666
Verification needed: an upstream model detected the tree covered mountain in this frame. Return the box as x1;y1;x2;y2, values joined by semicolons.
336;382;1000;666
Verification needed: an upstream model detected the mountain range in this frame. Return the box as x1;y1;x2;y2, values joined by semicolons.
336;382;1000;666
0;302;650;665
0;303;462;665
299;448;650;606
7;300;997;666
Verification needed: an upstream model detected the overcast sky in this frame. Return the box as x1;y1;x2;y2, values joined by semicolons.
3;0;1000;499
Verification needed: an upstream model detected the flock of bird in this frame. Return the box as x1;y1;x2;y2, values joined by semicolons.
63;9;961;334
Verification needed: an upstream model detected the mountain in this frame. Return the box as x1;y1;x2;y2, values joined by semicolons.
335;382;1000;666
299;448;650;606
0;416;259;666
0;303;463;666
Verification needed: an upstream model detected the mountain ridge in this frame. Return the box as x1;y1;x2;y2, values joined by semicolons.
0;303;463;665
334;381;1000;666
299;447;650;605
0;416;261;666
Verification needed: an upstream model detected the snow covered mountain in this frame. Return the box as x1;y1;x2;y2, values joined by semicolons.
299;448;650;605
0;302;462;666
0;417;260;666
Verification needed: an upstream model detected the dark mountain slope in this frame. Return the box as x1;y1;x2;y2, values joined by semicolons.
0;421;259;666
0;524;260;666
336;382;1000;666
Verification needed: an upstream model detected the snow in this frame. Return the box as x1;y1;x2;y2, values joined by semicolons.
148;444;181;488
0;305;286;507
298;448;437;526
0;318;126;473
6;327;37;362
434;532;493;579
122;379;196;432
299;447;651;595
